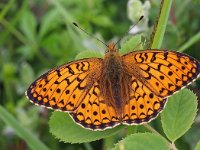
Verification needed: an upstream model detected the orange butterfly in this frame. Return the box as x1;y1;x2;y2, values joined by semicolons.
25;43;200;130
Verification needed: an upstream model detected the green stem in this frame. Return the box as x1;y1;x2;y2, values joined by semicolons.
0;106;50;150
1;18;32;46
178;31;200;52
1;0;27;41
151;0;173;49
0;0;15;22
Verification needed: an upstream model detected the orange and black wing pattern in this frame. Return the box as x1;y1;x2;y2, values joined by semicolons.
26;49;200;130
122;75;167;125
121;50;200;124
26;58;103;112
70;81;120;130
26;57;121;130
122;50;200;98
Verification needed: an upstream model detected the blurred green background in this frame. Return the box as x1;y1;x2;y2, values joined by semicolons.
1;0;200;150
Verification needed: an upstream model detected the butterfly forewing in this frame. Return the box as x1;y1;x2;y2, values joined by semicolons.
122;50;200;99
26;58;103;112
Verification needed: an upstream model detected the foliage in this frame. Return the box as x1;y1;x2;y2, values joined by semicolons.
1;0;200;150
111;133;169;150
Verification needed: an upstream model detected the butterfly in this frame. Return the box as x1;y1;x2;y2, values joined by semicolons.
25;42;200;131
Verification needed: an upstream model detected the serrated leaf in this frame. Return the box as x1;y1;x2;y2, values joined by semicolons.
75;50;103;60
161;89;197;142
49;112;124;143
195;140;200;150
111;133;169;150
119;34;143;55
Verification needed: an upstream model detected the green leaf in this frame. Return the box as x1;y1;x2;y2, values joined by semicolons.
40;32;66;57
39;10;60;39
20;62;35;85
119;34;143;55
161;89;197;142
0;106;49;150
92;15;113;27
19;9;37;43
195;140;200;150
2;62;16;80
111;133;169;150
48;0;74;23
17;45;37;60
49;112;124;143
75;50;103;60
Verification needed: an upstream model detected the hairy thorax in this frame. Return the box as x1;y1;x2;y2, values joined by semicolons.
99;52;131;119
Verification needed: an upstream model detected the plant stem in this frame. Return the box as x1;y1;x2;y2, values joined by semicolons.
0;106;50;150
178;31;200;52
0;0;15;22
1;18;32;46
151;0;173;49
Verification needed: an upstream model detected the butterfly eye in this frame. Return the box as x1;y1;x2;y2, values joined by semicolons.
105;49;109;53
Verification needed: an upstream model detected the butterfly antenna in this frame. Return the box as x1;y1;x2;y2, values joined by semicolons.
73;22;109;49
114;16;144;47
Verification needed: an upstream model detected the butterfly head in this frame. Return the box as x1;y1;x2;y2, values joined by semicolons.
106;42;117;53
104;42;120;60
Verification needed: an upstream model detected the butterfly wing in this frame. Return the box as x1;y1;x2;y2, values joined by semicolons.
69;81;120;130
26;58;103;112
122;75;168;124
122;50;200;98
121;50;200;124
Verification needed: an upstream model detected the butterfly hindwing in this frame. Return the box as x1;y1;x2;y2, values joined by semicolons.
69;81;120;130
122;75;167;125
